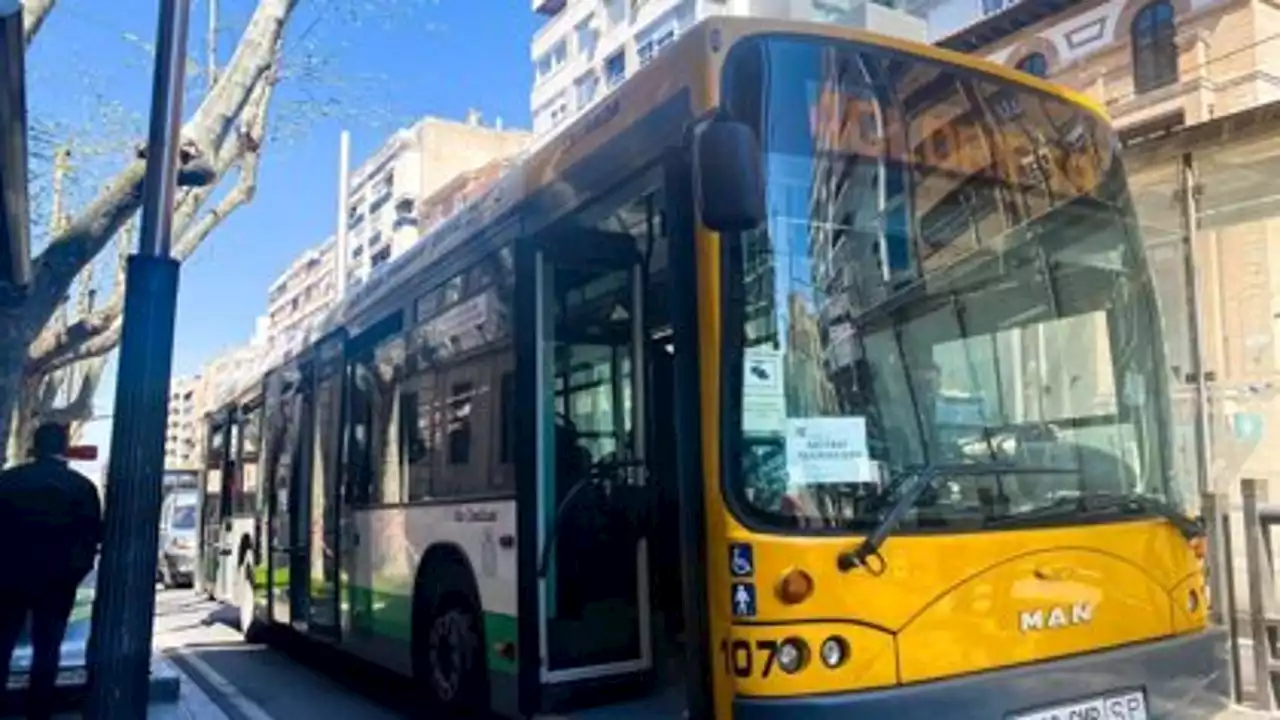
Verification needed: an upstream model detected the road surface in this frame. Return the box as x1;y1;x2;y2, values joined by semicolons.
152;589;410;720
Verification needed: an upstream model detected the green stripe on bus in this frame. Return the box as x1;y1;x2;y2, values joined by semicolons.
255;574;518;674
346;585;517;674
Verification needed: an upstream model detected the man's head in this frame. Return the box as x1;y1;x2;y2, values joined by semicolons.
32;422;70;460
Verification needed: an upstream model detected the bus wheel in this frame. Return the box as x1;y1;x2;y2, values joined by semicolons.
415;590;486;716
238;564;264;643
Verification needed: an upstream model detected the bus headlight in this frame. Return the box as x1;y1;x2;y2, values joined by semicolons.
820;636;848;669
776;637;809;674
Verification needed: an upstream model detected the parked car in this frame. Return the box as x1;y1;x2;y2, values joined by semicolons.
157;490;198;589
6;566;95;691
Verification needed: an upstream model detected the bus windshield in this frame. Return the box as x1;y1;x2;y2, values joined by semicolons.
721;36;1174;533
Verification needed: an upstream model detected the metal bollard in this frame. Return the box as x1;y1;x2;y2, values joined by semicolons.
1204;490;1244;701
1241;478;1276;709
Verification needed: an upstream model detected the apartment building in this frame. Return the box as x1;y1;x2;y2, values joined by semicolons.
265;237;337;359
416;157;516;236
530;0;947;136
343;113;531;287
164;374;204;471
199;335;271;418
261;114;530;364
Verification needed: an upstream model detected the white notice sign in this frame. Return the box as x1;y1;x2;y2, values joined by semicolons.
743;348;786;436
785;417;876;486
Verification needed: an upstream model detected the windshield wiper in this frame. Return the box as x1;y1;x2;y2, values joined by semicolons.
837;466;941;574
837;463;1082;574
986;490;1204;540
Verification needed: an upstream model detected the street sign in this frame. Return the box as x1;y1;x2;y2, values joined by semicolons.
731;582;757;618
729;543;754;578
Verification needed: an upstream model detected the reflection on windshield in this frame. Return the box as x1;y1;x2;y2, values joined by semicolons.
172;504;197;530
724;37;1172;532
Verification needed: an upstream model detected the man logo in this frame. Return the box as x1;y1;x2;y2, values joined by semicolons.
1019;602;1094;633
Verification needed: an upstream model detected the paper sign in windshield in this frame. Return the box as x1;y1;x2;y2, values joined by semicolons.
785;417;876;486
744;348;785;435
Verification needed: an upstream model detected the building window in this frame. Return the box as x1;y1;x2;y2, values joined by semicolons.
575;72;599;109
1132;0;1177;94
536;40;569;82
371;245;392;268
1015;52;1048;78
637;24;676;67
575;17;598;60
605;50;626;88
550;96;570;127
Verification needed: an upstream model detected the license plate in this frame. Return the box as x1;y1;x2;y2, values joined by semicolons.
1009;690;1147;720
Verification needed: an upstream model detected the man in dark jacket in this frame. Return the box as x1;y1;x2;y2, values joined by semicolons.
0;423;103;719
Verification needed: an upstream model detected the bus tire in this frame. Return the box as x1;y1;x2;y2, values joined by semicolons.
238;562;264;644
412;563;488;716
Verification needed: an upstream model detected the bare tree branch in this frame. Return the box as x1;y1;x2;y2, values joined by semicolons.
41;358;107;428
22;0;57;47
176;67;276;260
23;0;297;336
35;316;122;377
25;221;131;376
24;64;278;379
25;297;122;375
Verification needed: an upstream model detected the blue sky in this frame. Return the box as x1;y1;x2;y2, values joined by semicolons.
25;0;541;474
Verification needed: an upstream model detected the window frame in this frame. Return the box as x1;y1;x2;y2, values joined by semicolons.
1131;0;1178;94
1014;52;1048;78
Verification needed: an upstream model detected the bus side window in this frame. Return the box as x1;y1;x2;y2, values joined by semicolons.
347;360;375;506
405;369;439;501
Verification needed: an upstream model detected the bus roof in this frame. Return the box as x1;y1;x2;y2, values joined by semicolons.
247;15;1109;391
725;17;1108;121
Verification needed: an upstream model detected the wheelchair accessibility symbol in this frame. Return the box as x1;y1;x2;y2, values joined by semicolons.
729;543;754;577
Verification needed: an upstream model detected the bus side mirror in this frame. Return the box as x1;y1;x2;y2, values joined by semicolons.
694;117;765;234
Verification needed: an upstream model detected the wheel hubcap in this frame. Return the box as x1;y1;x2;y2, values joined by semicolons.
428;609;474;702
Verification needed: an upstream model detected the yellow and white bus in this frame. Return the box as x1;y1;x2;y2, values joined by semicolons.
207;16;1229;719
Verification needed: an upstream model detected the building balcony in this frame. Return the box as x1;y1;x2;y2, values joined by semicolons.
533;0;594;55
535;0;566;14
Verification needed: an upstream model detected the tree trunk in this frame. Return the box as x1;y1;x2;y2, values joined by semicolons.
0;333;32;469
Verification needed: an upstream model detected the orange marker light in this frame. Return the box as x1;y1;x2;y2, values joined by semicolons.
777;568;814;605
1189;536;1207;560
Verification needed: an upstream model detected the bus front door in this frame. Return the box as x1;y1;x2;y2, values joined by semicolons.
535;236;652;688
307;334;346;641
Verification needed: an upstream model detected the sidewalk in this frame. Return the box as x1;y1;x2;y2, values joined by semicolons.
139;656;227;720
144;591;232;720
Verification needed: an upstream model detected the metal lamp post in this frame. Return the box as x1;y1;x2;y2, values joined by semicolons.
0;0;31;296
85;0;195;716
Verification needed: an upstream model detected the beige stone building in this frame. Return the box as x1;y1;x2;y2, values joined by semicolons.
164;374;204;471
344;112;531;288
265;237;337;361
262;113;532;365
416;157;516;236
939;0;1280;137
937;0;1280;505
